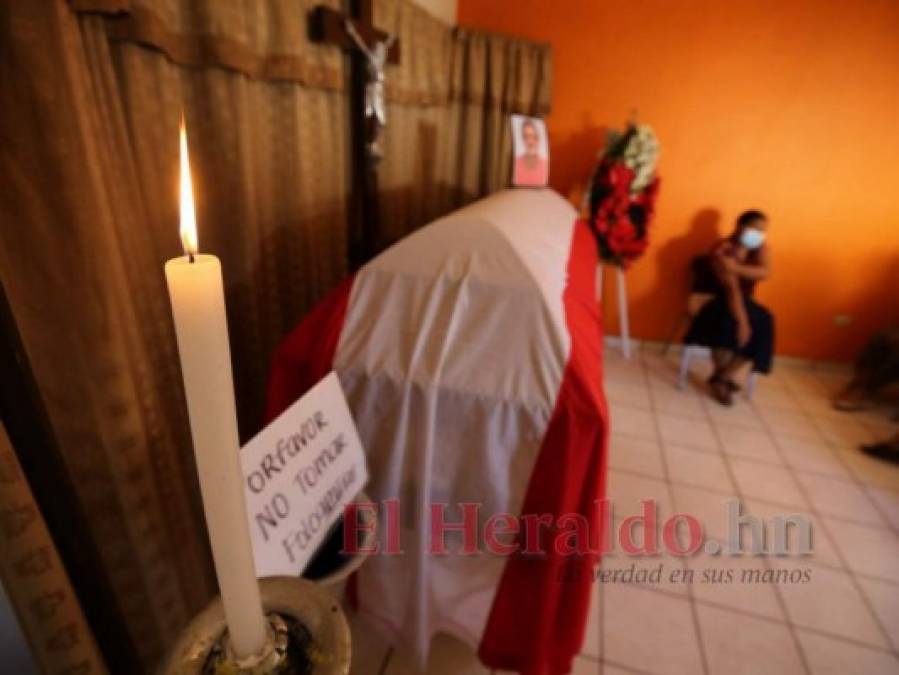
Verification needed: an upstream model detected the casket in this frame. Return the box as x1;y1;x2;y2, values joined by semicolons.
267;188;608;675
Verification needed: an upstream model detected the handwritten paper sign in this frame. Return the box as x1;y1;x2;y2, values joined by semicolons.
241;372;368;577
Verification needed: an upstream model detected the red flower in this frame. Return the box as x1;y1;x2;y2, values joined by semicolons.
597;161;634;198
609;164;635;197
590;160;660;267
608;220;636;251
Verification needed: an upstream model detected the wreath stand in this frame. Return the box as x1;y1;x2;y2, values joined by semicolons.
597;263;632;359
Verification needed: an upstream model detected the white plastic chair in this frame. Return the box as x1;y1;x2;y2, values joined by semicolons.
669;255;759;400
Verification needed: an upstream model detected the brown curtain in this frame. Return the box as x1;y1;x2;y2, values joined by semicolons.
0;0;550;671
1;0;347;669
374;0;553;244
0;423;108;674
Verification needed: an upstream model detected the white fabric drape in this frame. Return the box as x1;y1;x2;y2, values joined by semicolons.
334;190;577;662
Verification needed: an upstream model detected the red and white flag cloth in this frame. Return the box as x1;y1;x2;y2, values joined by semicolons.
266;189;609;675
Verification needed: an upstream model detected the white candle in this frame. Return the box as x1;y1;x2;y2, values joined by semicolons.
164;118;268;659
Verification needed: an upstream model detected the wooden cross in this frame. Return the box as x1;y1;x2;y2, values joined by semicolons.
309;0;400;270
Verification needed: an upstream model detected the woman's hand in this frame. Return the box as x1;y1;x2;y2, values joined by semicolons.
737;318;752;347
712;250;737;283
720;256;739;274
713;246;740;279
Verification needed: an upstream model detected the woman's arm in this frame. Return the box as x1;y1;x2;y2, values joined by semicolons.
728;245;770;281
723;275;751;346
711;245;752;346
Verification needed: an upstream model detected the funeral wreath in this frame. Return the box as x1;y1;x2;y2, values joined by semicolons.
587;124;661;268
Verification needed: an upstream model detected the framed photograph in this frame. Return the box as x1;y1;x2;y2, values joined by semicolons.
510;114;550;187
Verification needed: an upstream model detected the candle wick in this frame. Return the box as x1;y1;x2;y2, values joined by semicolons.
188;252;195;264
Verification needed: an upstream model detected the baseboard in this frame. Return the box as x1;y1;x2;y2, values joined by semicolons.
603;336;851;373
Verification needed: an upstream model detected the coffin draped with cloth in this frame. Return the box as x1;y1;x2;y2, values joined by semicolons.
266;189;609;675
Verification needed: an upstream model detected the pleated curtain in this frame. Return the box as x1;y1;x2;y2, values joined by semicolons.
0;0;551;671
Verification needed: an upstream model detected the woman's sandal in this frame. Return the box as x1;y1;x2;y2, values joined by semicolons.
709;374;741;394
710;378;734;407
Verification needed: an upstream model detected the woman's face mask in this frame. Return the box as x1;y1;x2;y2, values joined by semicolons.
740;227;766;250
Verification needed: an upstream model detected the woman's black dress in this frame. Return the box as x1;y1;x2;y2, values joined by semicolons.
684;251;774;374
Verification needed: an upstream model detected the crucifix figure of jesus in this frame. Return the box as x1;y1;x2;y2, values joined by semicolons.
309;0;400;269
344;19;397;161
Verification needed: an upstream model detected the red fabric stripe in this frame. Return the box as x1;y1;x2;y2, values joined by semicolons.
264;275;355;423
265;219;608;674
264;275;359;607
478;219;609;675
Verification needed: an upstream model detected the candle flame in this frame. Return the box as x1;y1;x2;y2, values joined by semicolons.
179;114;198;257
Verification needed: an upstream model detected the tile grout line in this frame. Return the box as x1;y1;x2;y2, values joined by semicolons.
688;361;814;675
599;656;655;675
606;503;875;585
758;377;898;654
597;357;605;672
764;377;899;656
590;546;899;656
788;371;899;506
610;421;899;498
638;353;711;675
611;383;899;489
607;463;899;533
796;402;899;538
606;357;899;665
599;568;605;675
609;359;899;652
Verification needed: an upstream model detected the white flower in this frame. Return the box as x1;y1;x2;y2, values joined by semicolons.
622;125;659;193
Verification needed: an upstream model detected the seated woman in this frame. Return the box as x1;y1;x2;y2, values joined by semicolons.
685;210;774;406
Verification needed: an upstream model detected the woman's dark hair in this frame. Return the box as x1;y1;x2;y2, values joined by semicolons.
736;209;766;229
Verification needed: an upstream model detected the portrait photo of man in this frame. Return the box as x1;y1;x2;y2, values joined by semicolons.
511;114;549;187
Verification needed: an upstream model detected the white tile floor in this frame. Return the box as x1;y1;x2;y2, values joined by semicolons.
346;348;899;674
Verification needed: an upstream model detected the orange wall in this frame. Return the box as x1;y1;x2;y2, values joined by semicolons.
459;0;899;360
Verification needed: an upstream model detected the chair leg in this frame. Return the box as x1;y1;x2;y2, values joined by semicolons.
746;371;758;400
678;347;693;390
663;315;689;357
